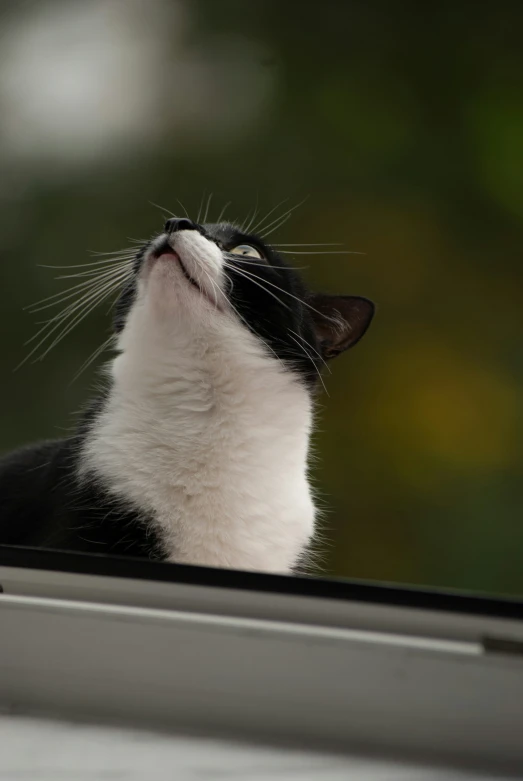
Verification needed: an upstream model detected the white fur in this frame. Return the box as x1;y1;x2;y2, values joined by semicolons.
79;230;316;573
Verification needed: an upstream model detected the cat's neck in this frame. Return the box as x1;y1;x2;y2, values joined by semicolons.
79;323;316;573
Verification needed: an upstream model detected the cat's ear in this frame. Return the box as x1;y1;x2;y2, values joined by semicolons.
308;295;375;360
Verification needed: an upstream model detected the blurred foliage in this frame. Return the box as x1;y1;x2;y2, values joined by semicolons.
0;0;522;595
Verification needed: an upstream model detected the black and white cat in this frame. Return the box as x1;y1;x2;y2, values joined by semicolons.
0;215;374;573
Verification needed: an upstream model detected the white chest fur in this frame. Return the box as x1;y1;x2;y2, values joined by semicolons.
79;283;316;574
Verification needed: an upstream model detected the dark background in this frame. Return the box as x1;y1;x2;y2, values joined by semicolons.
1;0;522;594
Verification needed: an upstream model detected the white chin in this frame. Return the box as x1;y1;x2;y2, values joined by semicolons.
144;259;220;325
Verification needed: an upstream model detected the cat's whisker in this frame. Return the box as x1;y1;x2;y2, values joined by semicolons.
30;275;127;362
247;263;309;270
223;262;293;312
27;277;126;316
27;276;131;348
288;328;331;374
27;276;126;314
250;198;288;235
225;255;307;270
287;332;329;396
16;274;126;369
205;276;220;310
225;263;331;321
241;207;255;235
89;247;138;257
216;201;231;223
261;212;301;239
276;250;365;255
69;334;116;385
39;255;135;271
257;197;309;240
259;213;295;239
26;264;132;312
197;265;218;307
196;191;206;224
149;201;176;219
55;262;134;280
242;194;259;234
176;200;190;219
35;284;123;362
221;282;289;372
272;243;344;247
27;270;130;340
202;192;213;224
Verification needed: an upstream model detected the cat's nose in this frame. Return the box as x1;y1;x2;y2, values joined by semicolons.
164;217;197;234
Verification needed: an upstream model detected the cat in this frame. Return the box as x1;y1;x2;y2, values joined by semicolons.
0;214;374;574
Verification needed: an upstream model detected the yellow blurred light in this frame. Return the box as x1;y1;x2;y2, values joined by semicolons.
370;340;519;472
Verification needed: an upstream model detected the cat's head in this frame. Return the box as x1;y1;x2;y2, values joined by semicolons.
113;216;374;389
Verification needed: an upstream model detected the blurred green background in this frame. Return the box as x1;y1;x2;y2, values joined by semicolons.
0;0;522;595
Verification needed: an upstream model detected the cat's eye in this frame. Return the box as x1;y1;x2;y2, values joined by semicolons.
229;244;264;260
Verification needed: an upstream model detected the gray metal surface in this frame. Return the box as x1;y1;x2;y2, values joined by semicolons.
1;590;523;775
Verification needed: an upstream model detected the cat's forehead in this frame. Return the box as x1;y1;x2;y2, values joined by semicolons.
201;221;291;272
202;221;262;248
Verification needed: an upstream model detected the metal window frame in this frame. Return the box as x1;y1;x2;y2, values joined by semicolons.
1;545;523;775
